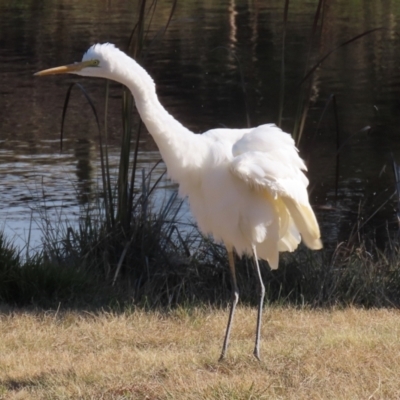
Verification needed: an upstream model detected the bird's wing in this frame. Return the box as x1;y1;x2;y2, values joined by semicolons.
230;124;308;200
230;124;322;250
202;127;252;144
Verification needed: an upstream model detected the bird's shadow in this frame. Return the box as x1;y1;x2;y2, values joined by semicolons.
0;368;74;392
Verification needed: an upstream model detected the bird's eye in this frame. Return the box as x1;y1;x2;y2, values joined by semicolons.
92;59;100;67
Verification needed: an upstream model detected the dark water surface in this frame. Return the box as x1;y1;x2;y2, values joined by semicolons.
1;0;400;251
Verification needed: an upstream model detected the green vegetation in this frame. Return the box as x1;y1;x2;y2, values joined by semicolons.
2;220;400;308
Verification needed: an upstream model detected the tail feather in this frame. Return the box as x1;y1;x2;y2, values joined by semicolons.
281;198;322;250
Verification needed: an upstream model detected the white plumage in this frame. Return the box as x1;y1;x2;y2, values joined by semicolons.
35;43;322;360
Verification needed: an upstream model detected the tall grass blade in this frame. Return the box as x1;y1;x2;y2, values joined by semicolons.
128;0;147;57
309;91;369;205
113;236;135;286
292;0;326;144
299;28;383;87
335;125;370;203
127;119;143;225
293;19;381;146
336;126;370;155
332;94;340;203
278;0;290;128
60;83;99;152
60;83;112;229
117;0;149;230
116;90;133;228
392;155;400;231
148;0;178;48
103;80;115;227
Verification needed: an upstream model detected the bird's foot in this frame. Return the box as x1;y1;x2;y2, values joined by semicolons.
253;348;261;361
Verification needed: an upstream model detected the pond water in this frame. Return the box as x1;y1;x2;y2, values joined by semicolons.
1;0;400;252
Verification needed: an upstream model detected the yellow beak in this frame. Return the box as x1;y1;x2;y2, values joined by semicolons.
34;61;91;76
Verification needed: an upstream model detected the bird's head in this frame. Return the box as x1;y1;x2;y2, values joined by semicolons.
34;43;118;79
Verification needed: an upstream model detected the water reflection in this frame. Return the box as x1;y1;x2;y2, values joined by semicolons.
74;138;94;205
1;0;400;251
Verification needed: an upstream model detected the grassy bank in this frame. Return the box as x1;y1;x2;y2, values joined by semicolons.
1;306;399;399
0;222;229;308
2;225;400;309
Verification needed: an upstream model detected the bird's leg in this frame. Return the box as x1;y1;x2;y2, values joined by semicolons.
219;248;239;361
252;245;265;361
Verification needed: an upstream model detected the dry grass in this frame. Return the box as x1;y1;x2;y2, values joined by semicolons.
1;306;400;399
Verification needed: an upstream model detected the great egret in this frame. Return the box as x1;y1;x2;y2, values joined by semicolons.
35;43;322;360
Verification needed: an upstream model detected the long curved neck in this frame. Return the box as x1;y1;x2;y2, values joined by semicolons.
109;52;207;183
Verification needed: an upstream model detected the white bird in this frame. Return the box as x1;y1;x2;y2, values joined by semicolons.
35;43;322;360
